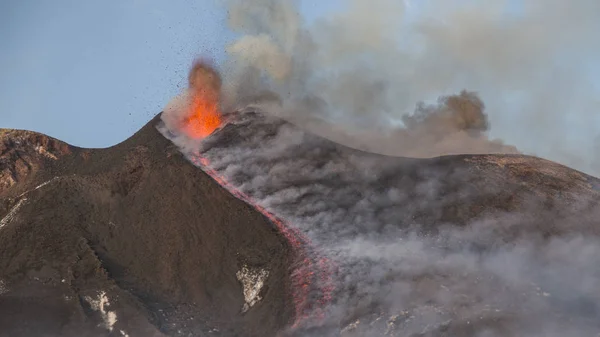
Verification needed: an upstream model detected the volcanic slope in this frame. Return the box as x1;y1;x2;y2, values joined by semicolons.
0;115;296;337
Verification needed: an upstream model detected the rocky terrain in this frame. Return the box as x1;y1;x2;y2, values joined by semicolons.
1;111;600;336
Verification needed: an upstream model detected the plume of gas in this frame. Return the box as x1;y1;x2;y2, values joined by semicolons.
219;0;600;177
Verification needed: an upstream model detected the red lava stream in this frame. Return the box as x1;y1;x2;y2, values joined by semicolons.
176;61;335;332
190;153;336;331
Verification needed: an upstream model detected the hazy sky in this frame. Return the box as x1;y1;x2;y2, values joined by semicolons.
1;0;599;176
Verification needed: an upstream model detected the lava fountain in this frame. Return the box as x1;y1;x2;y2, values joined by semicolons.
178;59;223;139
160;60;335;332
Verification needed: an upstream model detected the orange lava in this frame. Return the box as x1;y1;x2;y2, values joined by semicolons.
180;60;222;139
181;93;221;138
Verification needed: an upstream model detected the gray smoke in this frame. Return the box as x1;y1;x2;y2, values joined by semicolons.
219;0;600;176
159;110;600;336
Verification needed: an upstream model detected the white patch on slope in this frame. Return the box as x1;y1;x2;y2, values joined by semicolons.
0;198;27;230
32;177;59;191
236;265;269;313
1;177;58;231
0;280;8;295
84;291;118;332
17;177;59;198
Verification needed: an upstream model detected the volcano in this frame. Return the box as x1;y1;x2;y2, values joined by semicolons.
1;111;600;336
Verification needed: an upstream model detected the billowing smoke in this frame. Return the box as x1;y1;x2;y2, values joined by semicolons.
219;0;600;174
159;110;600;336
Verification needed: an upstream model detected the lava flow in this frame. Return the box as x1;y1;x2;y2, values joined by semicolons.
190;153;336;330
172;60;335;330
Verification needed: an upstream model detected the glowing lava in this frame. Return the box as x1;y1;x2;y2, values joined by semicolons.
180;60;222;139
181;95;221;138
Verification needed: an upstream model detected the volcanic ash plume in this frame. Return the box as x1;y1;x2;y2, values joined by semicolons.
162;60;223;140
